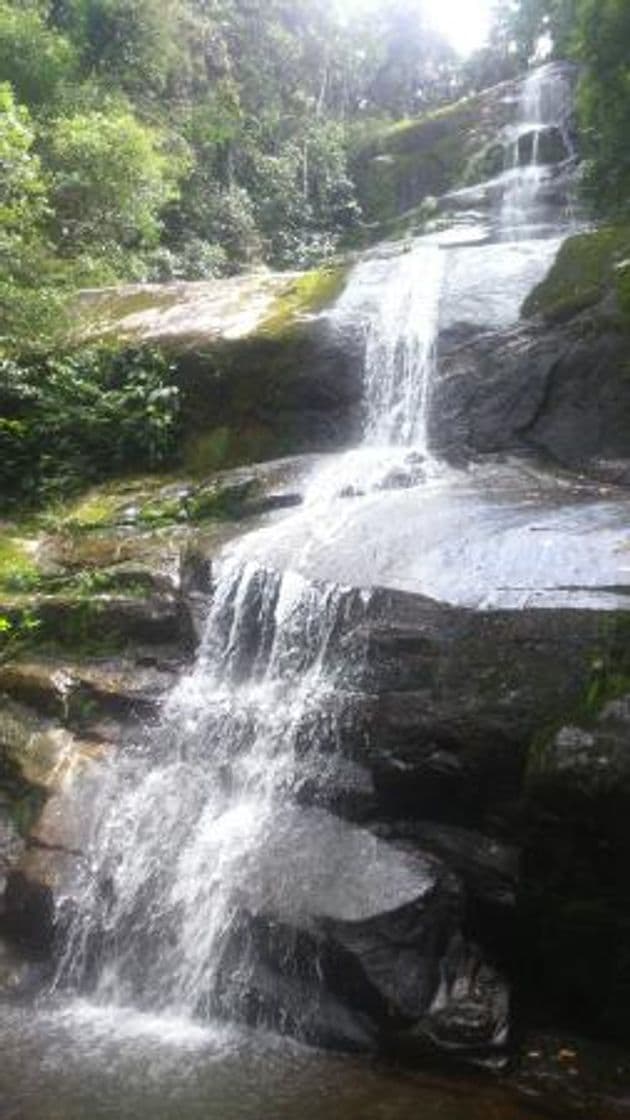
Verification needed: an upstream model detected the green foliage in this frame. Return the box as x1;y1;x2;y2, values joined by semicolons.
0;345;181;508
0;538;40;594
0;0;476;305
574;0;630;216
0;2;78;108
0;608;42;664
0;84;47;236
47;109;189;251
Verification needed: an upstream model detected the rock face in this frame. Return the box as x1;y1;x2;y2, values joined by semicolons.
74;269;365;473
432;317;630;473
352;79;520;233
432;226;630;476
522;690;630;1036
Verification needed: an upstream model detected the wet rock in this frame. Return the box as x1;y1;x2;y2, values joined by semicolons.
0;936;33;992
0;697;105;792
0;658;175;729
1;870;56;957
0;700;108;958
521;692;630;1037
336;593;627;832
374;822;518;915
432;276;630;475
212;807;509;1061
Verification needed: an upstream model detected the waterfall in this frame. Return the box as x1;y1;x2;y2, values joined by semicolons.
361;244;443;450
54;238;446;1020
501;62;575;238
55;555;374;1017
53;63;575;1034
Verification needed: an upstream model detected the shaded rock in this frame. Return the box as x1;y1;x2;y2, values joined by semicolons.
0;658;175;730
432;316;630;470
521;691;630;1037
0;593;194;654
1;870;56;957
337;593;630;832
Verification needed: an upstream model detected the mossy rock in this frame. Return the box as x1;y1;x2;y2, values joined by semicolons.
0;537;41;596
259;265;349;338
73;261;358;477
351;80;517;232
523;225;630;325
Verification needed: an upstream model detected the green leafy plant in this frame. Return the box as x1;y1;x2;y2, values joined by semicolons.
0;344;181;510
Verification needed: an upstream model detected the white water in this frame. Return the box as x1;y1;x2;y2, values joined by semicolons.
55;64;590;1029
501;62;575;238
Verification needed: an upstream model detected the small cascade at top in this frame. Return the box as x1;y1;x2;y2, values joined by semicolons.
500;61;576;238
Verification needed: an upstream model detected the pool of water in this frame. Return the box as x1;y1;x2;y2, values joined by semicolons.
0;998;573;1120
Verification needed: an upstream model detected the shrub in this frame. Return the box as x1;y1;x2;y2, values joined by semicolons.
0;344;180;509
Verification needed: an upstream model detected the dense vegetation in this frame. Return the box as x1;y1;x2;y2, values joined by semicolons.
0;0;466;348
2;0;630;509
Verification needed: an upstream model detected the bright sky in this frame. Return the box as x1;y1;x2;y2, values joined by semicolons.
423;0;494;55
341;0;494;57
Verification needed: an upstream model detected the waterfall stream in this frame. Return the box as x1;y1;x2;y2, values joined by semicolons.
54;63;587;1030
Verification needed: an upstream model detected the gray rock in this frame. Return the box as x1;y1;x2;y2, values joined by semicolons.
432;316;630;472
211;807;509;1059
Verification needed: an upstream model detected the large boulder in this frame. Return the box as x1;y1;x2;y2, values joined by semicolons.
521;689;630;1037
74;269;364;473
210;806;509;1059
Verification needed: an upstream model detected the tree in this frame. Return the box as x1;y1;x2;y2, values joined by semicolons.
47;109;190;251
0;84;47;238
0;1;78;108
574;0;630;213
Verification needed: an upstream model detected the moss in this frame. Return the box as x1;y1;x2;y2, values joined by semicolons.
185;427;233;474
523;225;630;325
352;94;485;228
61;489;128;531
528;613;630;782
260;265;349;338
462;140;505;187
0;538;40;594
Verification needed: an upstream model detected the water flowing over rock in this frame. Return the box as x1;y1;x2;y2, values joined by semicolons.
3;62;630;1082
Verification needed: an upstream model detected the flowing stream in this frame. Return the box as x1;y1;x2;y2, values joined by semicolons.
3;62;626;1120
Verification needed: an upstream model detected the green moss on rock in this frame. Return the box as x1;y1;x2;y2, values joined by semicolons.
351;87;513;231
523;225;630;325
260;265;349;338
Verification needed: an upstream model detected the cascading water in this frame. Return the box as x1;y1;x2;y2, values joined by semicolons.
56;560;369;1019
55;183;449;1026
500;61;575;238
54;62;589;1032
361;244;443;449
